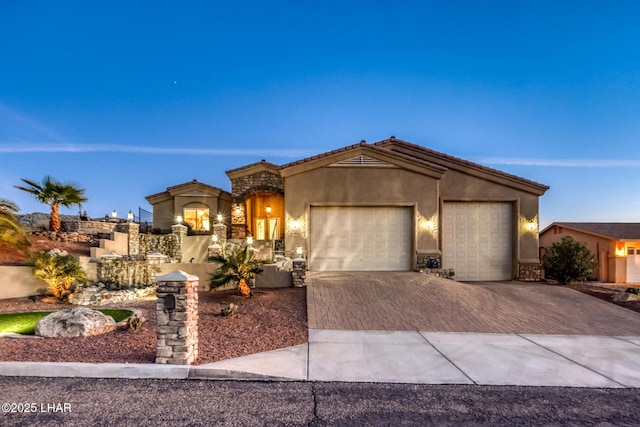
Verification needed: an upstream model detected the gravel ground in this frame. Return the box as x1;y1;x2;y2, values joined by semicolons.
0;287;307;365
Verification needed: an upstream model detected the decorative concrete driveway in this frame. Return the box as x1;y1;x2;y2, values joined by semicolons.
306;272;640;335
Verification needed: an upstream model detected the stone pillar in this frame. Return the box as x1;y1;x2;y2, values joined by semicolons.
231;202;247;239
212;223;227;245
171;224;187;263
155;270;199;365
116;222;140;256
292;257;306;287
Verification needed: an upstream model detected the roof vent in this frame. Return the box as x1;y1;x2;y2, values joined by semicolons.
330;155;395;168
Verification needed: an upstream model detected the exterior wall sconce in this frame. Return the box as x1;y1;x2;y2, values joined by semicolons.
216;214;224;223
111;209;118;219
425;220;434;230
211;234;218;243
247;235;254;245
290;219;299;229
527;220;537;232
296;246;304;256
266;204;272;214
234;205;242;215
176;215;183;224
127;210;134;222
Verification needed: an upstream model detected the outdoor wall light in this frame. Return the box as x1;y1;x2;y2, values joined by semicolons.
216;213;224;223
290;219;299;229
111;210;117;219
527;219;537;232
176;215;183;224
247;235;254;245
425;220;434;230
127;210;134;222
211;234;218;242
266;204;272;214
296;246;303;256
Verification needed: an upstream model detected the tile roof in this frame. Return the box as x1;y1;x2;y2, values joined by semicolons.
546;222;640;240
278;139;446;172
145;179;228;200
375;137;549;192
225;159;281;175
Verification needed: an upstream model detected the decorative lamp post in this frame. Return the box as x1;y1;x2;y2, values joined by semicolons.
127;210;134;222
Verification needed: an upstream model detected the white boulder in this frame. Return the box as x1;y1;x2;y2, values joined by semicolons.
35;307;117;338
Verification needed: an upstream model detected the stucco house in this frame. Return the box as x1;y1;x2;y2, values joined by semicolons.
145;180;232;233
539;222;640;284
147;137;549;281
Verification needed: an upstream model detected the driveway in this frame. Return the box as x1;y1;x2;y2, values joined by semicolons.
306;272;640;335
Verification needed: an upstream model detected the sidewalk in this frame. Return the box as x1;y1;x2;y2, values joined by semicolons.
2;330;639;387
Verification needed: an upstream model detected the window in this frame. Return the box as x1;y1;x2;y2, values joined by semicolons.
183;208;210;231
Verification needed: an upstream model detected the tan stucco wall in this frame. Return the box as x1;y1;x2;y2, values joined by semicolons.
440;169;543;268
283;166;439;263
182;235;213;263
0;266;48;299
539;226;612;281
152;195;232;232
152;199;175;231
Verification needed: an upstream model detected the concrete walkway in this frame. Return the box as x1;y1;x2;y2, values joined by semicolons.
2;273;640;387
1;331;640;387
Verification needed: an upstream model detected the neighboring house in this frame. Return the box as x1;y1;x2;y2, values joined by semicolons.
145;180;232;233
148;137;549;281
539;222;640;284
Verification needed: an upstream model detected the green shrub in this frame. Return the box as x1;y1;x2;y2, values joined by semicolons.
542;236;597;285
31;249;87;301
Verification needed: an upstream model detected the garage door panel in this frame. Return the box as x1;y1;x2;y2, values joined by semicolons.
443;202;512;281
310;207;412;271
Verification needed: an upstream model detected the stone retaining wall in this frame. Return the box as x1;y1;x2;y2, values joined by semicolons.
518;263;543;282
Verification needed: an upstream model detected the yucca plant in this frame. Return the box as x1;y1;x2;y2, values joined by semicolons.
209;244;264;297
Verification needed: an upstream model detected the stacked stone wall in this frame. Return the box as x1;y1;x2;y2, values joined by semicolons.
518;263;542;282
97;259;163;287
231;171;283;199
62;220;117;235
139;234;181;260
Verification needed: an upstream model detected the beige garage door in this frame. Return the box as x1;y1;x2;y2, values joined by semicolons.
628;248;640;283
442;202;513;281
310;206;412;271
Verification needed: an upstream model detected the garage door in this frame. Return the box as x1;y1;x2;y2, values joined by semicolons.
628;248;640;283
442;202;513;281
310;206;412;271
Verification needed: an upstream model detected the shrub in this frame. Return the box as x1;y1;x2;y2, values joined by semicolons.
31;249;87;301
542;236;597;285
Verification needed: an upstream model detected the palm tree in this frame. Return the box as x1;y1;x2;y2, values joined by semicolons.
15;176;88;232
0;198;30;250
209;244;264;297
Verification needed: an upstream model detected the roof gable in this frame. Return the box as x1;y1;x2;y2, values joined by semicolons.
145;180;230;205
226;160;281;180
279;141;446;179
375;137;549;196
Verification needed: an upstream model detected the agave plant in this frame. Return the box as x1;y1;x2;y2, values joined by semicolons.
209;244;264;297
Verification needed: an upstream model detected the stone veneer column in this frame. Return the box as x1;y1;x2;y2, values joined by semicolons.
116;222;140;256
155;270;199;365
292;257;306;287
171;223;188;263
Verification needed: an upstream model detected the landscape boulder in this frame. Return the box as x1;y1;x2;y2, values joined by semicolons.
35;307;117;338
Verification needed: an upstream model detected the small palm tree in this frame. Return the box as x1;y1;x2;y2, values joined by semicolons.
31;250;87;301
0;198;30;250
15;176;88;232
209;244;264;297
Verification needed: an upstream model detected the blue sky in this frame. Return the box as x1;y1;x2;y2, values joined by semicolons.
1;1;639;227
